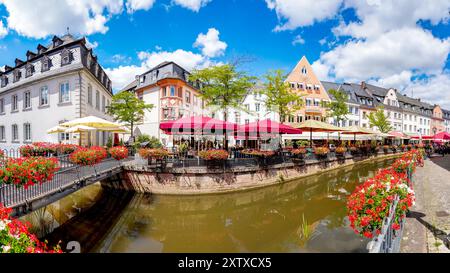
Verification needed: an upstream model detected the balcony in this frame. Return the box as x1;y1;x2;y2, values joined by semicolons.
304;105;323;114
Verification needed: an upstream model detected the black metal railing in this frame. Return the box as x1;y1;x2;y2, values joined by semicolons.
0;149;131;209
367;166;413;253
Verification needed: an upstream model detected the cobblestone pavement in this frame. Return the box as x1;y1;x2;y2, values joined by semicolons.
401;155;450;253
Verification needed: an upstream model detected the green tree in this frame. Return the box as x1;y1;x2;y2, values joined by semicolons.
327;89;349;126
189;64;256;148
261;69;304;123
107;91;154;140
368;106;392;133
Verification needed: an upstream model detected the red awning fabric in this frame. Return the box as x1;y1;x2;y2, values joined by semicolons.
159;116;237;135
411;135;434;139
237;119;302;135
433;131;450;140
388;131;410;139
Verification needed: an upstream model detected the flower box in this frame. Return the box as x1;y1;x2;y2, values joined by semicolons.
109;146;129;161
69;146;107;166
0;157;60;189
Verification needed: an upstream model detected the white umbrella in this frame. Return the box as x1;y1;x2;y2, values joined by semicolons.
47;125;66;134
60;116;122;129
64;125;97;133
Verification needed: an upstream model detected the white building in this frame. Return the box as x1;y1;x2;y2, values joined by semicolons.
128;62;209;147
0;35;113;150
321;82;361;128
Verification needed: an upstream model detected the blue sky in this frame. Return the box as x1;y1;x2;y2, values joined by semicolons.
0;0;449;107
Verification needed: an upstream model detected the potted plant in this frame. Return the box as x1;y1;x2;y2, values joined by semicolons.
138;148;169;165
291;147;307;159
349;146;359;155
241;149;276;166
108;146;129;161
383;145;390;154
392;145;398;153
335;146;347;158
407;144;413;151
314;147;329;160
198;149;229;168
0;157;60;189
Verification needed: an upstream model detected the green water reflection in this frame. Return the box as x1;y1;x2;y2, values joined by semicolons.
45;159;394;253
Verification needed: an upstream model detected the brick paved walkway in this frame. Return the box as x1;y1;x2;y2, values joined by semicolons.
401;155;450;253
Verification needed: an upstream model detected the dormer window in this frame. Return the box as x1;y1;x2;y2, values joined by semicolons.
41;56;51;72
13;69;21;83
1;75;8;87
26;51;36;61
52;36;64;48
37;44;47;54
25;64;34;77
61;49;72;66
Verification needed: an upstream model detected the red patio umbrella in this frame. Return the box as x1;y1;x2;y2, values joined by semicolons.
433;131;450;140
236;119;302;149
237;119;302;134
160;115;237;134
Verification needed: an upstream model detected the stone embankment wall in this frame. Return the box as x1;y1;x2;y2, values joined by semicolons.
101;153;403;195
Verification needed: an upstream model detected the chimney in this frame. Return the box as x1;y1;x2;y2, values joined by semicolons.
361;81;366;89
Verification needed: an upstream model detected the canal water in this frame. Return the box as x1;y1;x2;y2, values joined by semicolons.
29;159;394;253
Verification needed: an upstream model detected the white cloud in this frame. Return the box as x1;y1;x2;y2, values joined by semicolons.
319;28;450;81
106;49;214;90
335;0;450;39
0;0;123;38
193;28;227;57
0;20;7;38
125;0;155;13
172;0;211;12
292;35;305;45
105;64;146;91
406;72;450;109
308;0;450;108
137;49;212;70
111;54;132;63
311;60;332;82
85;37;99;49
265;0;343;31
0;0;163;39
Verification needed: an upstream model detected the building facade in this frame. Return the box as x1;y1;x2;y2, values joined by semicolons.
0;35;113;150
321;81;361;128
284;56;331;126
132;62;208;146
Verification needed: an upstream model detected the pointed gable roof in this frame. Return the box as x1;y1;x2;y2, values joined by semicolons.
286;56;331;101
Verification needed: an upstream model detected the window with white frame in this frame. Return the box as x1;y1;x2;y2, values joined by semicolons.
0;99;4;113
255;103;260;112
12;94;18;111
24;91;31;109
59;82;70;103
87;84;93;105
12;124;18;141
0;126;5;141
102;95;106;112
40;86;49;106
23;123;31;142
